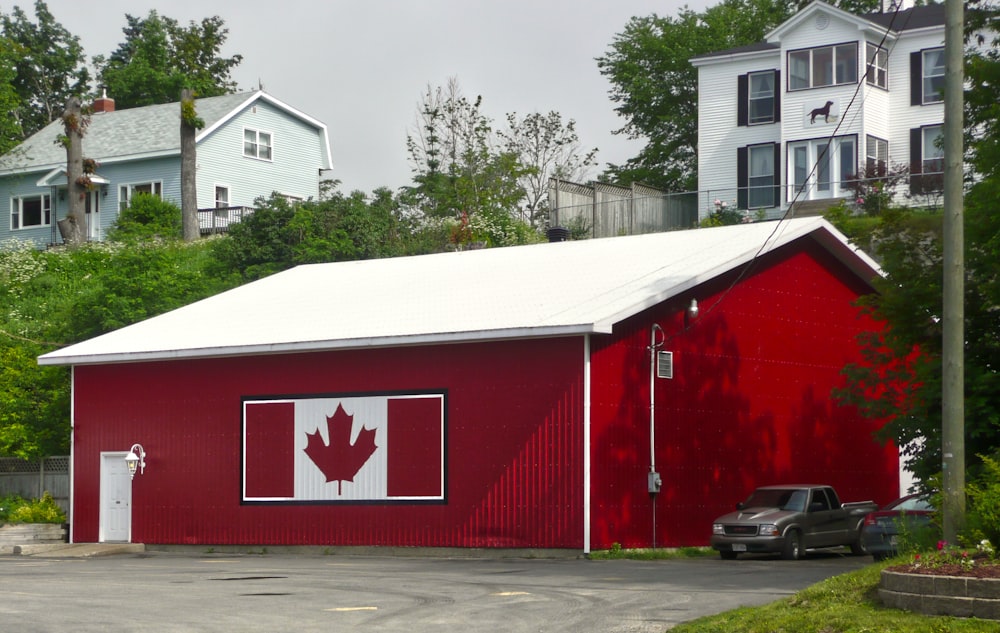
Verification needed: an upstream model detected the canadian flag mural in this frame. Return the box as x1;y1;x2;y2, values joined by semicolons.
242;393;445;502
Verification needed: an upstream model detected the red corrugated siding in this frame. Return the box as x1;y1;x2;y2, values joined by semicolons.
588;242;898;549
71;338;585;547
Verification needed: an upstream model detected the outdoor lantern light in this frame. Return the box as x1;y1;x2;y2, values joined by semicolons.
687;298;699;319
125;443;146;479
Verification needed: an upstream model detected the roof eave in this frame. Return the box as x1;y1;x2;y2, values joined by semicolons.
37;324;606;367
690;47;780;67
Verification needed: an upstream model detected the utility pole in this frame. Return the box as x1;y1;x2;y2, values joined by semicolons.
941;0;965;543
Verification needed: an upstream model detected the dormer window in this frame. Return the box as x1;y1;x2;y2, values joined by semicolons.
788;43;858;90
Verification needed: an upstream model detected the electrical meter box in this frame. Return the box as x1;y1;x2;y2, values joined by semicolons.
648;472;662;493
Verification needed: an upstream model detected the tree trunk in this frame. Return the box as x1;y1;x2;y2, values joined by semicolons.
180;89;199;241
57;97;87;245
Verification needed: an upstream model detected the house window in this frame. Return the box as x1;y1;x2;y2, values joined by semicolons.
922;49;945;104
911;48;945;105
215;186;230;208
10;194;51;230
909;125;943;194
866;135;888;177
738;70;780;126
244;129;272;160
737;144;780;209
788;136;856;199
788;43;857;90
922;126;944;174
119;182;163;210
865;43;887;89
749;146;775;208
749;71;776;124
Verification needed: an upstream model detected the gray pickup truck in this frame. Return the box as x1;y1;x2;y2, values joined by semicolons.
710;485;878;560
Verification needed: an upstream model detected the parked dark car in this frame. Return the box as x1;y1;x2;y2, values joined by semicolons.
861;493;936;560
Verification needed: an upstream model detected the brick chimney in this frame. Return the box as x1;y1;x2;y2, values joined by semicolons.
92;89;115;113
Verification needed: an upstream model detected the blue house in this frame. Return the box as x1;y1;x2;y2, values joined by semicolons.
0;90;332;247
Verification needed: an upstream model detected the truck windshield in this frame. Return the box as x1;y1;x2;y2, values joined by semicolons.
743;489;807;512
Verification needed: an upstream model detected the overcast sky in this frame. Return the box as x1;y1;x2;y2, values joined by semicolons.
32;0;710;195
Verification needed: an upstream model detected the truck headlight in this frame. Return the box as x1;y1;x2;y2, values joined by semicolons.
759;524;779;536
712;523;725;535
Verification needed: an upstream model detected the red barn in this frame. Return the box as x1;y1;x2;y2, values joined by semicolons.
39;218;899;551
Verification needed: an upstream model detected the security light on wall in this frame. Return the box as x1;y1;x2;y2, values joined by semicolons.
125;443;146;479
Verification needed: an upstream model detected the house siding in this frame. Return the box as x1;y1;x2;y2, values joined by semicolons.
197;100;324;207
588;240;897;549
697;53;781;215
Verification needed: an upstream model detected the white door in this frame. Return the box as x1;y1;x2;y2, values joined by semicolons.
789;137;856;201
100;452;132;542
85;190;100;240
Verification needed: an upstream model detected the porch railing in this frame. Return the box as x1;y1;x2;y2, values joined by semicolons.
197;206;255;235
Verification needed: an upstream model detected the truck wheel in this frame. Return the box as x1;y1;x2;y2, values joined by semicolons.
850;527;869;556
720;550;738;560
781;531;801;560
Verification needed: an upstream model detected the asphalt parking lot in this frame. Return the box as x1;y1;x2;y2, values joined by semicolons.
1;549;869;632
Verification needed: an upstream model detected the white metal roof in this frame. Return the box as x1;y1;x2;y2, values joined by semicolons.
37;218;880;366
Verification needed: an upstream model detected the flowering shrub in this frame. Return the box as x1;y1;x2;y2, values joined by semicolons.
909;539;997;573
700;199;744;227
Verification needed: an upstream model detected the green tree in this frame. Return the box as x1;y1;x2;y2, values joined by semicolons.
211;189;416;280
596;0;880;191
500;111;597;228
0;36;23;155
402;79;540;247
1;0;90;138
94;11;242;109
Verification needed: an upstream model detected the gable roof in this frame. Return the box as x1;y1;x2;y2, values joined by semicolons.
691;1;945;62
0;91;332;176
38;218;881;367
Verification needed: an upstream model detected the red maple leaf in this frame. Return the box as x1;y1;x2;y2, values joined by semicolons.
303;403;378;494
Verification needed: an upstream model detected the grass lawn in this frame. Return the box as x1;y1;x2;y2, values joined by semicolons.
670;558;1000;633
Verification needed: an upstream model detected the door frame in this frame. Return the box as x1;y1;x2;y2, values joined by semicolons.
99;451;132;543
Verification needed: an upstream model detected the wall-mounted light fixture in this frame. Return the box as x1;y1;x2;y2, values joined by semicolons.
124;443;146;480
687;299;699;320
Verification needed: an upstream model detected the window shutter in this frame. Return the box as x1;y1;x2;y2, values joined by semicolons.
737;146;749;209
909;127;923;194
773;71;781;123
737;74;749;127
910;51;922;106
773;143;782;207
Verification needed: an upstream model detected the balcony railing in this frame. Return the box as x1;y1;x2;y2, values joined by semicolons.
197;206;254;235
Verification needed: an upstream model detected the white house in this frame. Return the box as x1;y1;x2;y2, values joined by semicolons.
691;0;947;219
0;91;333;247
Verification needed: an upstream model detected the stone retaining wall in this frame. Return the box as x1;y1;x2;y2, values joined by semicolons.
0;523;68;548
880;569;1000;620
